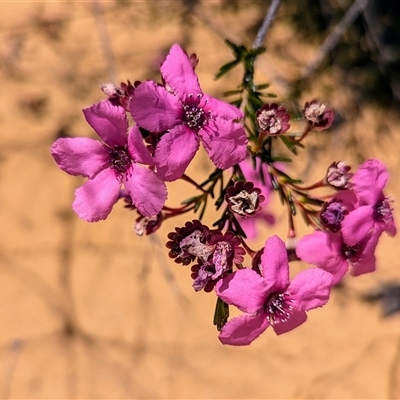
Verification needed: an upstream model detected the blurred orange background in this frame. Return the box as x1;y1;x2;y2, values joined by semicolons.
0;1;399;398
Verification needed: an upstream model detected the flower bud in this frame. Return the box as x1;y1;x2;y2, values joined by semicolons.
303;100;334;131
256;103;290;136
225;181;265;218
325;161;353;189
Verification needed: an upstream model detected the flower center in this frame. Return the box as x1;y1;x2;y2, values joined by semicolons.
229;190;259;216
257;110;282;134
179;230;214;262
183;104;207;131
210;241;233;279
374;198;394;225
321;200;347;232
343;242;363;263
265;292;294;325
304;103;326;124
109;147;131;173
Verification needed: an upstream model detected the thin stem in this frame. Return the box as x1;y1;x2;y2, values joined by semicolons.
289;178;326;191
290;124;313;143
302;0;370;80
286;199;296;238
162;204;196;213
252;0;283;49
181;173;207;193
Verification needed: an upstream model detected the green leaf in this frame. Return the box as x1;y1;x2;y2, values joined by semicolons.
224;40;245;57
214;59;241;80
198;198;208;220
181;195;200;205
255;83;270;90
258;92;277;98
279;135;304;155
213;297;229;331
222;89;243;97
288;194;297;216
230;99;242;107
271;156;292;163
249;47;266;57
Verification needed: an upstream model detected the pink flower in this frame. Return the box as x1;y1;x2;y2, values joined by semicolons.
130;44;248;181
215;235;332;345
341;159;396;246
190;230;246;292
256;103;290;136
236;157;275;239
303;100;334;131
296;230;380;284
225;181;265;218
51;100;167;222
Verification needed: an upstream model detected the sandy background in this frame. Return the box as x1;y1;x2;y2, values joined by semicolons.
0;1;400;398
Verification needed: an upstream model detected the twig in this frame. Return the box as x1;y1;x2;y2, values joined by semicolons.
252;0;283;49
92;0;118;83
301;0;370;80
1;340;23;399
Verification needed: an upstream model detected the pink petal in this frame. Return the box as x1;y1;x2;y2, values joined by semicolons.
350;230;379;276
237;217;257;240
386;218;397;237
160;44;202;99
72;168;120;222
215;269;268;314
200;119;248;170
203;95;244;120
218;312;270;346
260;235;290;293
334;189;358;210
127;126;154;165
83;100;128;147
51;137;108;178
272;310;307;335
341;206;374;246
130;81;183;133
296;231;337;266
123;164;167;217
353;159;388;204
350;253;376;276
288;268;332;310
296;231;348;283
154;125;199;181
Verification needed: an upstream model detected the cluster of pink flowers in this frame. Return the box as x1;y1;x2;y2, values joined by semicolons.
297;159;396;284
51;43;396;347
51;44;248;221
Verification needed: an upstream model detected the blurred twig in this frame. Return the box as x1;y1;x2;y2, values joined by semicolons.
149;234;189;308
252;0;282;49
92;0;117;83
301;0;370;80
1;340;23;399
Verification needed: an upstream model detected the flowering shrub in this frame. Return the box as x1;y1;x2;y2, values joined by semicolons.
51;41;396;346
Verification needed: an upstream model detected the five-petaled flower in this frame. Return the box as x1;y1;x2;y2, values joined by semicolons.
296;229;380;284
51;100;167;222
130;44;248;181
215;235;332;345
